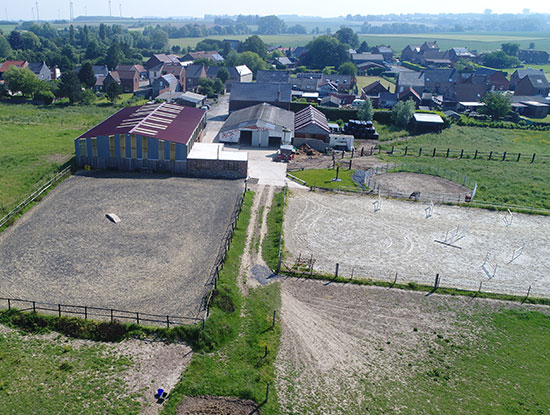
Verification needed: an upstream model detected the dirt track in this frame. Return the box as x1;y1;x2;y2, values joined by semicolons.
373;172;469;194
275;278;546;414
284;189;550;297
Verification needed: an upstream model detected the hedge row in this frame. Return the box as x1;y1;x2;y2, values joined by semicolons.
400;61;426;71
458;117;550;131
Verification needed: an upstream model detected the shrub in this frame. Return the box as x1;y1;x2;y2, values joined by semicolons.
34;90;55;105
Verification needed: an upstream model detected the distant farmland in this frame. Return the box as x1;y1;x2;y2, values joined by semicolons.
170;31;550;52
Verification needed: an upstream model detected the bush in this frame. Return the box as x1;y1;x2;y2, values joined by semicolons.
401;61;426;71
34;90;55;105
373;110;393;124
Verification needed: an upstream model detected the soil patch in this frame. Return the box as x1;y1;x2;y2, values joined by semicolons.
176;396;259;415
373;172;470;194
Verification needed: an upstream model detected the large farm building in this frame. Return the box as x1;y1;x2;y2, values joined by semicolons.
74;102;246;178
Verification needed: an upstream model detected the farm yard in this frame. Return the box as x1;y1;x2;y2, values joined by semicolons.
284;189;550;298
0;171;244;319
276;278;550;415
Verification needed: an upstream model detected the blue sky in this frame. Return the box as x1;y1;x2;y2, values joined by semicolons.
3;0;546;21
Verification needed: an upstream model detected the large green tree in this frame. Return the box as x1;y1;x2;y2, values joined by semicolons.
78;62;97;89
105;81;122;103
480;92;511;120
357;98;374;121
216;67;230;84
239;35;267;59
257;15;286;35
0;34;12;58
501;42;520;56
338;62;358;76
303;35;349;69
335;27;359;49
482;51;520;69
391;100;416;128
235;51;267;74
106;42;123;71
58;71;83;104
4;67;41;97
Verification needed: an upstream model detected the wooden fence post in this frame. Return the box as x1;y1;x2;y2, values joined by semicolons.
335;263;339;279
517;153;521;162
502;152;506;161
446;148;450;158
418;147;422;157
404;146;408;156
434;273;440;290
58;304;61;317
531;153;536;163
272;310;276;328
432;148;436;157
7;299;10;310
84;306;87;320
166;316;170;328
136;312;140;325
391;145;394;154
351;148;354;158
474;150;478;159
32;301;36;313
460;149;464;159
110;309;114;323
522;285;532;304
478;281;483;293
265;383;270;402
489;151;493;160
348;159;352;170
361;147;364;157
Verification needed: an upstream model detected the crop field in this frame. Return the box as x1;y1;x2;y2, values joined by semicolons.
0;103;118;213
0;171;244;318
170;31;549;52
276;278;550;415
284;189;550;298
378;126;550;209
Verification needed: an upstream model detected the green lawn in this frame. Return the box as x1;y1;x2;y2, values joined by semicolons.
377;126;550;208
290;168;358;190
0;328;141;415
356;76;394;93
373;121;409;141
0;103;117;213
380;309;550;414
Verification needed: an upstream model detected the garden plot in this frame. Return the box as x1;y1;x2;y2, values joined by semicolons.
0;171;244;318
284;189;550;297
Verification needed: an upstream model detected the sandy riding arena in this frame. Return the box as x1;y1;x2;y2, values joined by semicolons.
284;189;550;297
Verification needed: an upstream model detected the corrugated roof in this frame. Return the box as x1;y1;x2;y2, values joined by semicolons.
295;105;330;134
413;113;444;123
220;103;294;134
256;70;290;84
76;103;205;144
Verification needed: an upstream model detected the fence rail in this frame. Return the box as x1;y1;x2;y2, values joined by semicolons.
0;297;202;328
0;167;72;229
378;145;549;163
202;186;247;317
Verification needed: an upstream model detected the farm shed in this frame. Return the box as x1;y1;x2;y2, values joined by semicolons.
293;105;332;152
229;82;291;112
411;113;444;133
218;103;294;148
187;143;248;179
75;103;206;174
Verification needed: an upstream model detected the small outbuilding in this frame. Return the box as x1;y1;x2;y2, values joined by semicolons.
412;113;444;133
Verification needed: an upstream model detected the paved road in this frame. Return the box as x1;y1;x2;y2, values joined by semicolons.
202;95;229;143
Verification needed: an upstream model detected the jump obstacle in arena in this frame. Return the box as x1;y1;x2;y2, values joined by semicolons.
503;209;514;227
481;252;498;279
425;200;434;219
434;225;467;249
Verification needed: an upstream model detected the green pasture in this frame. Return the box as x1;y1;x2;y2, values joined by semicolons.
377;126;550;208
0;103;117;213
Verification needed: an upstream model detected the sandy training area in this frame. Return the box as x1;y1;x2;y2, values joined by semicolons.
276;279;535;414
284;189;550;297
0;171;244;318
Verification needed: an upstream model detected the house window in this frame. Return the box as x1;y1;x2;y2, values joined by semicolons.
142;136;148;160
169;142;176;161
159;140;164;161
79;139;87;157
91;138;98;157
109;135;116;158
120;135;126;158
130;134;137;158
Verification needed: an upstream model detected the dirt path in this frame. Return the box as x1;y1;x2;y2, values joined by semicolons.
239;185;276;293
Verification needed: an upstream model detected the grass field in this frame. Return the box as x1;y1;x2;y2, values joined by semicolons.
377;126;550;208
356;75;394;93
0;328;140;415
0;104;117;213
291;168;357;190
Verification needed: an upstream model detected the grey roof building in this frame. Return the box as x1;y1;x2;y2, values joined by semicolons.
397;71;425;94
218;103;294;147
28;61;50;81
229;82;291;112
256;70;290;84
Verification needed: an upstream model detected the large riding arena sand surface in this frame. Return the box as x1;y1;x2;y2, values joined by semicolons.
284;189;550;297
0;171;244;318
